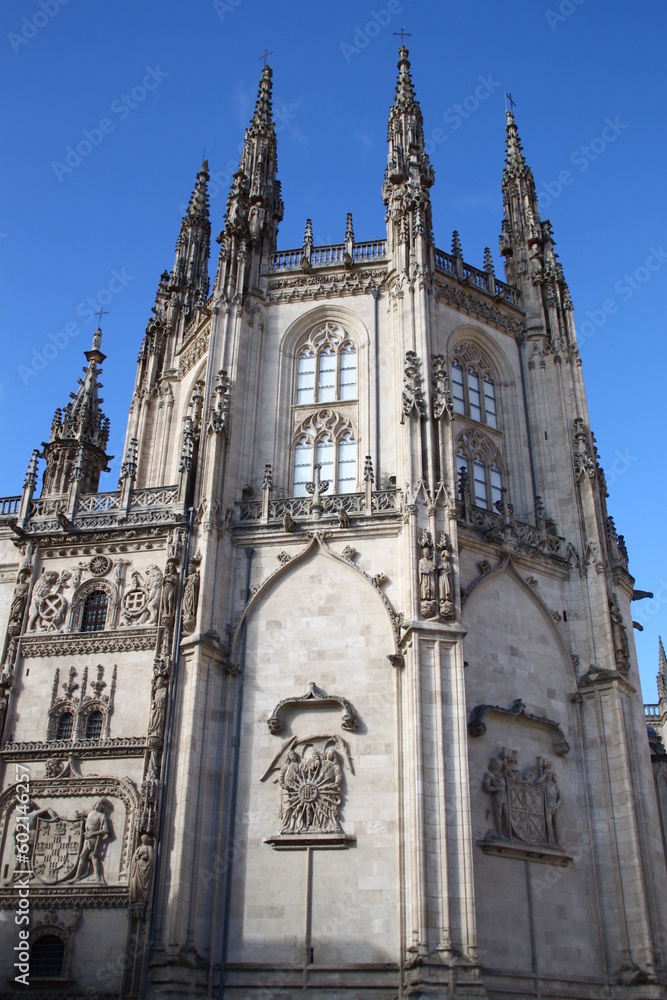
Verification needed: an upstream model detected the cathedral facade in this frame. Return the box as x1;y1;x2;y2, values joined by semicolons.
0;47;665;999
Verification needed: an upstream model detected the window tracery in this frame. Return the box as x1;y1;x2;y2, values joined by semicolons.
456;428;504;510
451;342;498;428
292;409;357;497
296;324;357;405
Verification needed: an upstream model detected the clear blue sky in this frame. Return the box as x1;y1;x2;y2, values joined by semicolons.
1;0;665;697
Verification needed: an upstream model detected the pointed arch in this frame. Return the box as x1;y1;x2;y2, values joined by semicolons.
462;558;574;674
229;534;401;663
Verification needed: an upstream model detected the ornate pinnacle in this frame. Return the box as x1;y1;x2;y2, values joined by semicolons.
363;455;374;483
483;247;494;273
451;230;463;259
23;450;39;489
345;212;355;245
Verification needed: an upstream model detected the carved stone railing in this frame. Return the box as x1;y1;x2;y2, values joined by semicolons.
237;489;401;524
15;485;181;534
1;737;148;759
434;247;521;308
270;239;387;272
0;496;20;518
645;704;662;719
458;502;564;558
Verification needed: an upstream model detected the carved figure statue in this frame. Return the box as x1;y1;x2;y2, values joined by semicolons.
483;759;508;838
282;512;294;533
142;566;163;624
8;571;31;632
160;562;178;622
147;676;168;738
129;834;155;910
182;562;200;635
419;533;437;618
75;800;110;883
543;771;561;846
610;599;630;673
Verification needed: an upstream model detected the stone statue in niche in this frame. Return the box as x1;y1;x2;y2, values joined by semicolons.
419;531;437;619
181;556;201;635
8;570;31;635
437;532;453;620
147;675;168;741
609;597;630;675
129;834;155;916
261;735;353;837
159;561;179;623
74;799;111;883
482;748;561;848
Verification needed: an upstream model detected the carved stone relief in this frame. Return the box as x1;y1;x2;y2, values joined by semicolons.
261;734;355;847
28;570;71;632
120;566;162;626
482;748;561;849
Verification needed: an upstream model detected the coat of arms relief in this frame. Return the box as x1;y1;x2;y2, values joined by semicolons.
482;747;562;851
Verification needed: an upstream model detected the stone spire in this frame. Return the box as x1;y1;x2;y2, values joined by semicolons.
216;61;284;295
382;45;434;266
500;110;541;252
658;637;667;702
41;325;111;496
499;109;574;338
170;158;211;328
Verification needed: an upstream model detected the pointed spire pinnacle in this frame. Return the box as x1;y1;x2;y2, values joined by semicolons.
451;230;463;258
185;158;210;223
483;247;494;273
41;326;111;496
504;110;530;177
659;637;667;701
250;63;274;129
216;58;283;293
345;212;355;245
382;45;434;257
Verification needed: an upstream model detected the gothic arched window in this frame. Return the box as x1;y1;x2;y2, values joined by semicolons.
84;710;103;740
456;429;504;511
292;411;357;497
80;589;108;633
295;324;357;405
55;712;74;740
31;934;66;979
451;344;498;428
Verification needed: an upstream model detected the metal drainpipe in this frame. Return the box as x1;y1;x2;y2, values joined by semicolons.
218;545;253;999
516;335;539;508
140;505;195;1000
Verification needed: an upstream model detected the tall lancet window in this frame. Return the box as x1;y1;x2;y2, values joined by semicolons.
456;429;504;512
450;344;498;428
292;412;357;497
294;324;356;405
